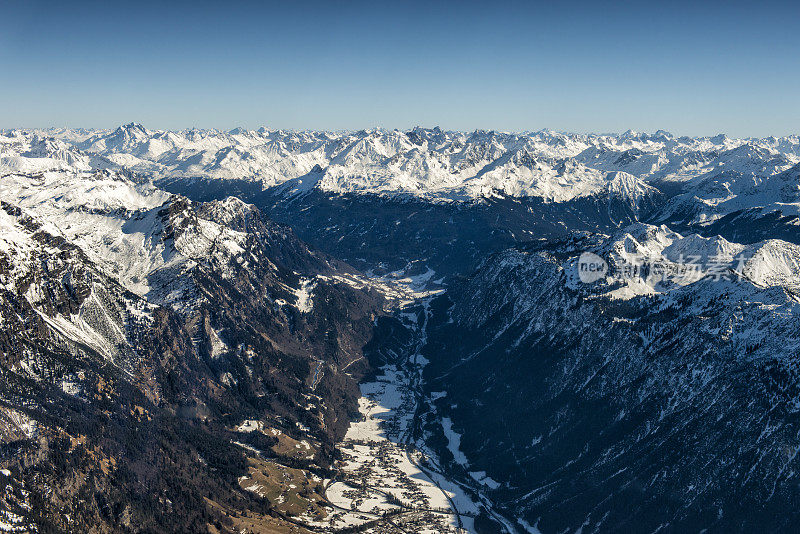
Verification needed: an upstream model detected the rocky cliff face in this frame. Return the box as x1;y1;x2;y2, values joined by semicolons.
422;225;800;532
0;170;386;532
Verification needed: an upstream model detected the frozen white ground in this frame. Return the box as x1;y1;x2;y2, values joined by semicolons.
322;364;480;533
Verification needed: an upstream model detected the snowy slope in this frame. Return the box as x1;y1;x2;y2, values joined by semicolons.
0;159;391;531
424;223;800;532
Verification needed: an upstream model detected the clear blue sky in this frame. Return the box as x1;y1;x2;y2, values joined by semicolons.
1;0;797;137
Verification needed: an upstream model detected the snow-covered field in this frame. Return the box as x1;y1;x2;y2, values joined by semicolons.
323;364;480;532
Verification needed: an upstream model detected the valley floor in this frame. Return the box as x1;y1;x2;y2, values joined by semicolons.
317;364;479;533
304;293;525;534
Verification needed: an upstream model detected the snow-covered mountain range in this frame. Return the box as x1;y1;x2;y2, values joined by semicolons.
2;124;800;533
3;124;799;225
